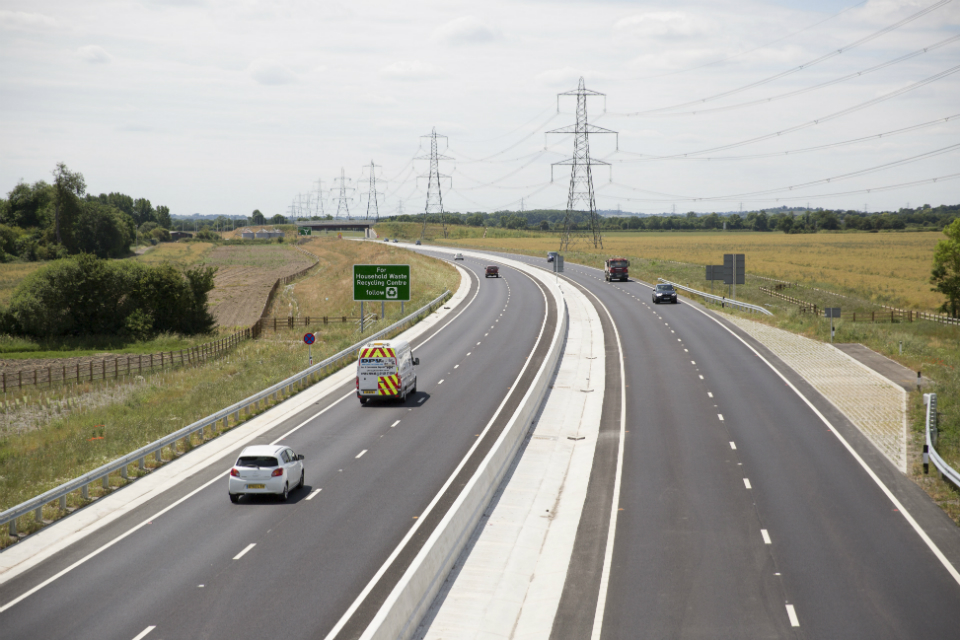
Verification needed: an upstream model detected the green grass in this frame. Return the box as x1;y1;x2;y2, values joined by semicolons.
0;332;219;359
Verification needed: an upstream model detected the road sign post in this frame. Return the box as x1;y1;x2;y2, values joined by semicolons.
825;308;841;342
303;332;315;365
723;254;745;299
354;265;410;333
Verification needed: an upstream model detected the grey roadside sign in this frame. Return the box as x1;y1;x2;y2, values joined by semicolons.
825;307;841;342
353;264;411;302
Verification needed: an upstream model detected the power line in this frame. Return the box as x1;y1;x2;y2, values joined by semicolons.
332;168;355;219
547;77;618;251
606;113;960;163
612;0;953;117
629;33;960;119
417;127;454;239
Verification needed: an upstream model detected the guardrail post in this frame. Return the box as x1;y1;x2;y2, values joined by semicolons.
59;496;67;510
102;474;109;490
120;465;128;480
35;506;43;523
139;457;145;470
155;449;162;463
82;483;89;500
8;519;15;537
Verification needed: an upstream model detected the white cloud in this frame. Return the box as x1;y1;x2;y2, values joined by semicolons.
536;67;593;88
248;59;297;85
359;93;398;106
614;12;708;40
379;60;446;81
77;45;112;64
432;16;499;45
0;10;56;30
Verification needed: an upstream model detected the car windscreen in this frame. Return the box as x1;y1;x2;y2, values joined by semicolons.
237;456;279;468
657;285;674;291
609;260;628;268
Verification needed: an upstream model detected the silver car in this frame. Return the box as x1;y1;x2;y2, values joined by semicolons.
228;444;304;503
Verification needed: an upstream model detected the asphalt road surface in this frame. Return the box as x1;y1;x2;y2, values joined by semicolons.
0;254;555;640
502;252;960;640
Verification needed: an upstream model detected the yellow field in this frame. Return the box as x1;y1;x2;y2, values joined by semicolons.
135;242;214;265
407;226;944;311
0;262;47;306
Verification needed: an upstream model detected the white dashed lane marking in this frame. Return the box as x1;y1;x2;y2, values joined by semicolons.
391;420;400;427
132;627;156;640
233;544;256;560
438;379;444;385
729;441;736;449
356;449;367;459
786;604;800;627
761;529;772;544
718;414;724;421
743;478;752;489
306;489;322;500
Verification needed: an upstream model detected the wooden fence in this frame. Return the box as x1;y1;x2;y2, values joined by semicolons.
759;287;818;313
0;329;249;393
250;250;320;338
255;315;379;333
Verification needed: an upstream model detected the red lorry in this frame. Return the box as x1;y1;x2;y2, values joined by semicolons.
604;257;630;282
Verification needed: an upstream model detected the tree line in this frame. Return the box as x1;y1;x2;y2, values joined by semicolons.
0;163;173;261
390;204;959;234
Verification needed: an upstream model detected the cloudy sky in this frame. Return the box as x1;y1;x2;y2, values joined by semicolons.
1;0;958;217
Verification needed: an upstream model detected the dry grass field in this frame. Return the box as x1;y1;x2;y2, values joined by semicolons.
0;262;47;306
134;241;214;265
386;223;945;312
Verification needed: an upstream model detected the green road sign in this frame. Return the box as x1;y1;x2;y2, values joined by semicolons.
354;264;410;301
298;227;311;236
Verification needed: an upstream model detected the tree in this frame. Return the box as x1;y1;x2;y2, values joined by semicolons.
155;205;172;229
4;181;53;228
74;201;135;258
251;209;266;225
931;218;960;318
777;215;795;233
52;163;85;246
132;198;155;226
270;213;286;224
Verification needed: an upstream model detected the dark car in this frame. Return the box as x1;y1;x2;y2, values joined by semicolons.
383;238;389;242
393;239;398;243
652;283;678;304
547;252;557;263
485;265;500;278
415;240;421;245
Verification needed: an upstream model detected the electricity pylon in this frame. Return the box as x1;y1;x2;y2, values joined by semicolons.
547;77;617;251
417;127;453;239
332;168;354;219
359;160;384;222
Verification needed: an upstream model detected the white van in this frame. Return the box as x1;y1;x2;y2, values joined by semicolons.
356;339;419;405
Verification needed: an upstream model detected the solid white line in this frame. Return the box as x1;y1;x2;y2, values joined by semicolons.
761;529;772;544
391;420;400;427
306;489;322;500
684;297;960;587
730;441;737;450
131;627;156;640
573;286;628;640
233;543;255;560
356;449;367;459
718;414;724;421
786;604;800;627
744;478;752;489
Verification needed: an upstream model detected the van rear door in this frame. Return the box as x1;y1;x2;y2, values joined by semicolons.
358;355;398;396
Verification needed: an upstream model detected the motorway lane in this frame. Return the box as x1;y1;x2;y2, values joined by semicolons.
0;257;550;640
493;253;960;637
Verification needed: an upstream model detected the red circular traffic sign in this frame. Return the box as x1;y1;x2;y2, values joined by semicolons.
303;333;315;345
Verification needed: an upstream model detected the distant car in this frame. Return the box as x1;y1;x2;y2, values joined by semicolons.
383;238;389;242
453;252;464;260
415;239;421;245
228;444;304;503
392;239;398;243
547;252;558;263
485;265;500;278
652;283;678;304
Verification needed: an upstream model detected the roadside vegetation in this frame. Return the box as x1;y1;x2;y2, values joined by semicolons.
0;237;458;547
401;222;960;525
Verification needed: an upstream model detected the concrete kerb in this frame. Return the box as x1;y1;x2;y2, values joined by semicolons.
0;271;473;586
362;252;567;640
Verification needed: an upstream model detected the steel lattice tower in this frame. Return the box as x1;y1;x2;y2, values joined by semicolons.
360;160;384;222
417;127;453;239
313;178;325;217
547;77;617;251
332;168;354;219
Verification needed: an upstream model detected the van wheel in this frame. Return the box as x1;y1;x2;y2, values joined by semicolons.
360;397;368;405
412;379;417;394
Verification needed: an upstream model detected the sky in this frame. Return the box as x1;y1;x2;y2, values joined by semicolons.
1;0;959;217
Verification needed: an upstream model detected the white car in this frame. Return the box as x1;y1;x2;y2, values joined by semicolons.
453;253;464;260
228;444;304;503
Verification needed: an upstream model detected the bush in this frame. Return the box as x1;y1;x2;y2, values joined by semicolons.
3;254;217;338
